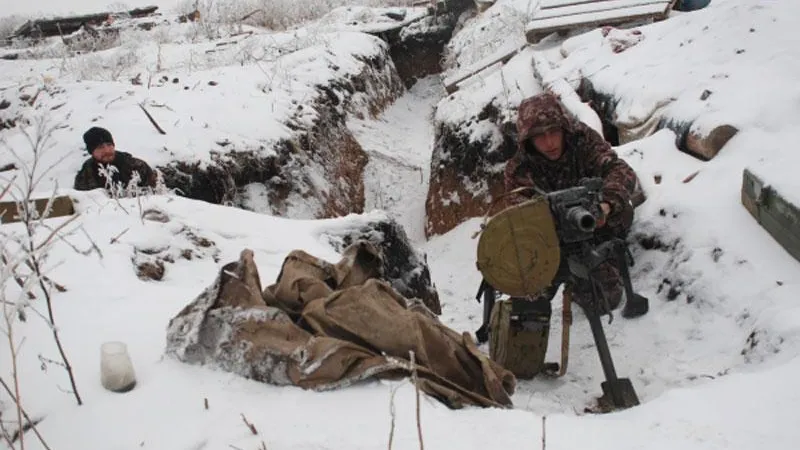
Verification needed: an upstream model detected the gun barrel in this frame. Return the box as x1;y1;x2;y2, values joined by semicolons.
565;206;596;233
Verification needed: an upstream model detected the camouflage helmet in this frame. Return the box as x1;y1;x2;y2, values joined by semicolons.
516;92;572;142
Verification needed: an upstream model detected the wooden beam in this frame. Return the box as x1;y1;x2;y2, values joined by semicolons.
443;44;526;94
11;6;158;39
525;3;672;43
474;0;496;12
540;0;609;10
0;196;75;224
535;0;672;20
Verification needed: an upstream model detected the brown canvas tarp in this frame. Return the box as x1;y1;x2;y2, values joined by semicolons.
165;242;516;409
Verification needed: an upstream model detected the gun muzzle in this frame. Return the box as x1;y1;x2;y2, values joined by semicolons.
565;206;596;233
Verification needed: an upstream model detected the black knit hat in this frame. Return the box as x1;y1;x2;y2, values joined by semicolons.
83;127;114;154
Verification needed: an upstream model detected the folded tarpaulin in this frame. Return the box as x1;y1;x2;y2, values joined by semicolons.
165;242;517;409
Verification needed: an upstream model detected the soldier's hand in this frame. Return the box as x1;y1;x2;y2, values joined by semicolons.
597;202;612;227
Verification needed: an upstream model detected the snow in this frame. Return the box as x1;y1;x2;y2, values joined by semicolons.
528;3;672;30
534;0;673;20
0;22;399;218
3;0;800;449
309;6;431;34
1;0;185;18
349;75;443;244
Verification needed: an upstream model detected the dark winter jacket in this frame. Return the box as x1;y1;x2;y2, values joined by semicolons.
73;151;156;192
503;93;637;233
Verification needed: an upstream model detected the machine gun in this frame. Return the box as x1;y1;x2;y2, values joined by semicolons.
475;177;649;411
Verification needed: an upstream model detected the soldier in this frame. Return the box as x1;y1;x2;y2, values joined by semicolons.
503;92;641;317
74;126;156;192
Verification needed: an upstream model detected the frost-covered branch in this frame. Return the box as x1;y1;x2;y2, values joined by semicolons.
1;117;84;408
0;377;52;450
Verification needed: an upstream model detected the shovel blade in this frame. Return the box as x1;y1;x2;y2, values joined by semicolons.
600;378;640;410
622;293;649;319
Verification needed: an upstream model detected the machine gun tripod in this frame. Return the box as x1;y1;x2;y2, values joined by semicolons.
474;178;649;411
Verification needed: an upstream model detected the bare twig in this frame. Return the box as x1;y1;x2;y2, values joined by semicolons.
23;258;66;292
110;227;130;244
10;417;43;446
387;382;402;450
0;253;36;299
33;213;79;253
38;354;66;369
3;294;25;450
0;396;51;450
28;244;82;405
0;175;17;203
541;416;546;450
138;103;167;135
0;418;15;448
409;351;424;450
79;226;104;259
239;9;265;22
204;397;209;410
12;301;49;323
148;102;174;112
10;118;84;406
241;414;258;435
683;170;700;184
105;95;124;109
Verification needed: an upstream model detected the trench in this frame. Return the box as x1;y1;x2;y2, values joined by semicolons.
405;64;752;416
348;76;444;245
157;3;754;416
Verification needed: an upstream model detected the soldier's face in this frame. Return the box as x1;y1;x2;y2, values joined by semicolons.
92;143;116;164
532;128;564;160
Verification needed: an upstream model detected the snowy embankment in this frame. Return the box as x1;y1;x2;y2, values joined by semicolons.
2;1;800;449
555;0;800;369
0;12;407;217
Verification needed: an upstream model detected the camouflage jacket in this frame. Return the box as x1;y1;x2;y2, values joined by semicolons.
504;94;637;232
73;151;156;192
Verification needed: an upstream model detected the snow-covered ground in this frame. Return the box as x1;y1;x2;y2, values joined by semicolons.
349;75;443;244
2;0;183;18
3;0;800;449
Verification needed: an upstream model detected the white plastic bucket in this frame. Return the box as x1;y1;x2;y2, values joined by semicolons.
100;341;137;393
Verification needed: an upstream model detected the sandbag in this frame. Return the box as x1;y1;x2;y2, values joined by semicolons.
489;298;551;380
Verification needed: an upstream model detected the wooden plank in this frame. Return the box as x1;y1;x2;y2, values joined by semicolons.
541;0;609;10
475;0;497;13
540;0;670;10
525;3;671;43
535;0;671;20
442;44;526;94
529;3;671;27
0;195;75;224
741;168;800;263
11;6;159;39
